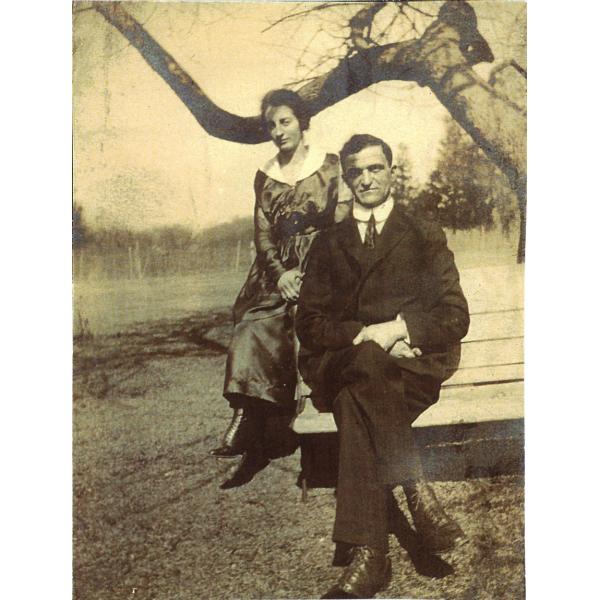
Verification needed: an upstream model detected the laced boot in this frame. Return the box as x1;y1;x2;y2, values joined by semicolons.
210;408;261;458
322;545;391;599
404;480;465;554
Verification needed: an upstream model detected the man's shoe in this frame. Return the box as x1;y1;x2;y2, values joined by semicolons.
404;480;465;554
322;545;391;599
210;408;260;458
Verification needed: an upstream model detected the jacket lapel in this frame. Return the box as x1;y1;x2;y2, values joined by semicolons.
371;205;409;265
336;216;363;275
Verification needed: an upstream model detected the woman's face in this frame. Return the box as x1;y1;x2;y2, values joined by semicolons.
263;105;303;154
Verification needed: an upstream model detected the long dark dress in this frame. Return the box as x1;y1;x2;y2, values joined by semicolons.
223;150;340;409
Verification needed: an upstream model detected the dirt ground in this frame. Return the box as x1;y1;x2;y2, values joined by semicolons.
73;312;524;600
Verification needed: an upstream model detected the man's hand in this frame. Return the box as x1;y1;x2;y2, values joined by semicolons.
277;269;303;302
352;319;408;352
389;340;422;359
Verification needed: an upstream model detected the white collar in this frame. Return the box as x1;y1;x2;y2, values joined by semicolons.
352;194;395;223
259;145;327;185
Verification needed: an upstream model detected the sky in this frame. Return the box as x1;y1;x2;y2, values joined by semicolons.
73;1;526;231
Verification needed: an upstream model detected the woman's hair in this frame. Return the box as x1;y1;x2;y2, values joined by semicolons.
260;89;311;132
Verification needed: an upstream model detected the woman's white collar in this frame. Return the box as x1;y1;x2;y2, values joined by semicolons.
259;145;327;185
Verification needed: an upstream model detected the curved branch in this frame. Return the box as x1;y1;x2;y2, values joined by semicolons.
94;1;525;187
93;2;418;144
93;2;267;144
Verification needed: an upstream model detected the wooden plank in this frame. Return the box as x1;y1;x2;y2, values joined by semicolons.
442;363;523;387
294;364;524;433
414;383;523;427
293;401;336;434
464;309;523;342
459;265;523;313
293;381;524;434
436;380;523;404
457;337;523;369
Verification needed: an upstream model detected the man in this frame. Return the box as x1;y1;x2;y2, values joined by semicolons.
296;134;470;598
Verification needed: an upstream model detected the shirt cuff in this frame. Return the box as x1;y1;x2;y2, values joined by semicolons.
396;313;410;345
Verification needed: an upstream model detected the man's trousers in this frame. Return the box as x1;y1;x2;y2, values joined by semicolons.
312;341;441;552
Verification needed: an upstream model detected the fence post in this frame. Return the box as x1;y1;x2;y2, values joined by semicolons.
235;239;241;271
128;246;134;279
134;239;143;279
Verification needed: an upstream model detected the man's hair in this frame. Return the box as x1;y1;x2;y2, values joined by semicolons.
339;134;393;171
260;89;311;132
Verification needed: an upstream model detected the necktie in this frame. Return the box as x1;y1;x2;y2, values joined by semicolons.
364;213;377;250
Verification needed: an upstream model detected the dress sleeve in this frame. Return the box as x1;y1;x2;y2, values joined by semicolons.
333;159;352;223
253;171;287;284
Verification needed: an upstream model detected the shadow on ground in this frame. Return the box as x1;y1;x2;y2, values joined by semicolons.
73;313;524;600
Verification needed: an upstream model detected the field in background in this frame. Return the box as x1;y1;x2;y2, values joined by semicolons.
74;228;519;336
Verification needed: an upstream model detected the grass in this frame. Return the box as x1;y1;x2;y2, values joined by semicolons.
73;313;524;600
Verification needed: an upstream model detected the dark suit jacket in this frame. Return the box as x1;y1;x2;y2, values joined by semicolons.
295;205;470;387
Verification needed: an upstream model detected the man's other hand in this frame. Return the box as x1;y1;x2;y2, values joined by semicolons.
277;269;303;302
352;319;408;351
389;340;422;359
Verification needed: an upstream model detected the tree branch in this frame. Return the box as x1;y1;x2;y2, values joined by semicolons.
489;60;527;85
92;2;417;144
261;2;355;33
73;6;95;15
94;1;525;187
93;2;266;144
405;1;438;19
348;2;388;51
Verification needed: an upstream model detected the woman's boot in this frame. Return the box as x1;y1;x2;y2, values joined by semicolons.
219;445;270;489
210;408;261;458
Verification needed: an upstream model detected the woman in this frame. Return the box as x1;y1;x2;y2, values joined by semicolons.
210;89;341;488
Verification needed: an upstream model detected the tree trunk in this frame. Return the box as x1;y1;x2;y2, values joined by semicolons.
516;178;526;263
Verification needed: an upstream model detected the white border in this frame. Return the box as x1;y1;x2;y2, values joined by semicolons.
5;1;600;597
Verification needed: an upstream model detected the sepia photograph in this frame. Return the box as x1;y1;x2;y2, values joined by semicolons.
72;1;526;598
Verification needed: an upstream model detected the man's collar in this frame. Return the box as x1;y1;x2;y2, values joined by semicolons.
352;194;394;223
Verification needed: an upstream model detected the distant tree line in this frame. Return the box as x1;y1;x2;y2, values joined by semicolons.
392;117;519;234
73;207;255;280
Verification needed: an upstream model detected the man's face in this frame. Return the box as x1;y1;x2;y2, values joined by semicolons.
343;145;393;209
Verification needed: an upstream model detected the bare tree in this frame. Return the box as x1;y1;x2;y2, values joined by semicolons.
90;0;526;261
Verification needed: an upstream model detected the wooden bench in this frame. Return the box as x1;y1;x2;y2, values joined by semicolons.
292;264;524;497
